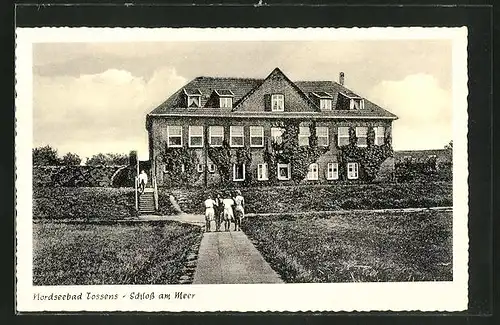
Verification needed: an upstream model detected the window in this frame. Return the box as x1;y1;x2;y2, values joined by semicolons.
327;163;339;180
167;126;183;147
356;127;368;147
349;98;364;110
374;126;385;145
307;163;319;180
320;99;332;110
277;163;291;180
271;127;285;144
230;126;244;147
207;163;215;173
219;97;232;108
188;96;201;108
338;127;349;146
271;94;284;111
250;126;264;147
316;127;329;147
209;126;224;147
257;163;268;181
197;164;204;173
347;162;359;179
233;164;245;181
189;126;204;147
298;126;310;146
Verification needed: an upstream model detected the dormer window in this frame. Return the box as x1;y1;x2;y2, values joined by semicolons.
320;99;332;110
183;89;202;108
349;98;365;110
312;92;333;111
220;97;232;108
214;89;234;108
271;94;284;111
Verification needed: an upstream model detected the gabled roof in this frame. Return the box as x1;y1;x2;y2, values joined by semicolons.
214;89;235;97
150;77;261;113
311;91;333;99
182;88;202;96
148;68;397;119
232;67;320;112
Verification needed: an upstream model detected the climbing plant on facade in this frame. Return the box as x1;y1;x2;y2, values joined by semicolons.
207;139;252;186
161;145;198;186
338;126;393;182
264;120;329;184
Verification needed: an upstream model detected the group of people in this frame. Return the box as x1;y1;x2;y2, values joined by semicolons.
204;190;245;232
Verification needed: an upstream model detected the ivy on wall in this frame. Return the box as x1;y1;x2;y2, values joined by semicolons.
207;140;252;186
338;126;393;182
264;120;328;185
161;146;198;186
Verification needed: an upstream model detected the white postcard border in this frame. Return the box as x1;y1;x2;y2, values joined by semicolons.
15;27;469;312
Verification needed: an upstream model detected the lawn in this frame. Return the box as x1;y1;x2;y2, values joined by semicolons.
166;181;452;215
241;210;453;283
33;221;203;285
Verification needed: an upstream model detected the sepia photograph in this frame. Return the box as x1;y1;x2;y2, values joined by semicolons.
16;27;468;312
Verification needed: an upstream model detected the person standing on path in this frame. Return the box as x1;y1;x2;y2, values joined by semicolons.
222;192;235;232
204;195;217;232
214;192;223;232
233;190;245;231
138;170;148;194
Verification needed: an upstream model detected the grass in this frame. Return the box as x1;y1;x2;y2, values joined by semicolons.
166;181;453;214
33;186;135;220
33;221;203;285
241;210;453;283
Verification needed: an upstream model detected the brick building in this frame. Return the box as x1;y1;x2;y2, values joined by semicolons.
146;68;398;187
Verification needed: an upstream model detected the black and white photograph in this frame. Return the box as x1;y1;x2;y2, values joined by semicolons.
15;27;468;312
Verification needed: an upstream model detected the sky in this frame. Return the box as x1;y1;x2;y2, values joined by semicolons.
33;40;453;161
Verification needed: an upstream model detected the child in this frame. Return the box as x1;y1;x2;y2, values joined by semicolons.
233;190;245;231
204;195;217;232
222;192;235;232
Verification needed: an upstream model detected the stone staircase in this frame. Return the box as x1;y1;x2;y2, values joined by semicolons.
138;188;155;214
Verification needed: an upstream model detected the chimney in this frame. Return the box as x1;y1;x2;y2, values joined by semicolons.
339;72;345;86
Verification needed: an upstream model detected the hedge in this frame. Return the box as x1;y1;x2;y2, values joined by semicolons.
33;165;133;188
33;187;136;220
164;182;453;215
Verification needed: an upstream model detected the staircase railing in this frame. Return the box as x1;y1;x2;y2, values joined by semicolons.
134;177;139;212
153;176;159;211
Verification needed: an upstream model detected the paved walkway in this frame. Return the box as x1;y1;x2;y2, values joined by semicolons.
192;230;283;284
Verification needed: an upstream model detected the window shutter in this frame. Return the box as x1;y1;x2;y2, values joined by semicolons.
264;94;271;111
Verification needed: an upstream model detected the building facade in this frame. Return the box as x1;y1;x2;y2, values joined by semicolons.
146;68;398;188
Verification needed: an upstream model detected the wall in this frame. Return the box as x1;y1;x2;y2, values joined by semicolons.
149;116;393;187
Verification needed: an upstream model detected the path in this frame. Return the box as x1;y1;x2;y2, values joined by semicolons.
140;213;283;283
192;230;283;284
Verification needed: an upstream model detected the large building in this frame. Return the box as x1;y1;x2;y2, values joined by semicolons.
146;68;398;188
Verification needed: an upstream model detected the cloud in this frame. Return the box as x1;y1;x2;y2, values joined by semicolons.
368;74;452;150
33;67;187;160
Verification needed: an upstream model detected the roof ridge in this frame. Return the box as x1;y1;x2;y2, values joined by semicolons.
194;76;263;81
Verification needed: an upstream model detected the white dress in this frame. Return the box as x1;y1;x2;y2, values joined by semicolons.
234;195;245;218
204;199;216;221
222;198;234;221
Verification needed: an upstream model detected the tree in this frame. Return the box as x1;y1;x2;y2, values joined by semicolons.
86;153;129;166
444;140;453;150
61;152;81;166
33;145;60;166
